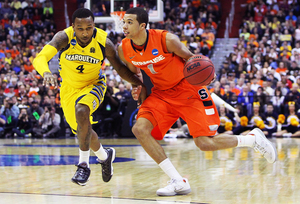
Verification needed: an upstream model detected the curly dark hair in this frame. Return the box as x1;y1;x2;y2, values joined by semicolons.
126;7;148;28
72;8;94;23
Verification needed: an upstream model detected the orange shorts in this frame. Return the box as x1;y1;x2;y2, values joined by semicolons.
137;79;220;140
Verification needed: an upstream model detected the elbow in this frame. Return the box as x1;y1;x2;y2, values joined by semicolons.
32;55;40;68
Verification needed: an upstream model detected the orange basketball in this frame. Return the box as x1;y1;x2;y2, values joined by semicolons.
183;55;215;87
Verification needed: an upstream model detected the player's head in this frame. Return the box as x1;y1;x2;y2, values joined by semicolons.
72;8;94;23
72;8;95;46
123;7;148;38
126;7;148;27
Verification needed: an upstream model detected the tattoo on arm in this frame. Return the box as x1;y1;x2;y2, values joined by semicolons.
48;31;69;51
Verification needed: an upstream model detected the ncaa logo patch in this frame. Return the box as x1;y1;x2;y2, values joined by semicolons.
71;39;77;46
152;49;159;56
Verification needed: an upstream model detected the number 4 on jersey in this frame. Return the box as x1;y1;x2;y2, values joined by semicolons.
76;65;84;73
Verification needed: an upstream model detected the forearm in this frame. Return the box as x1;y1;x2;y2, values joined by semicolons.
113;63;144;86
131;70;143;87
33;44;57;77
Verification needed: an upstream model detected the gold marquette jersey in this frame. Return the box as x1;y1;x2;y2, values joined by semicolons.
59;26;107;89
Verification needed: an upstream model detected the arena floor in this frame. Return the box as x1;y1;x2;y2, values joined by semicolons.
0;137;298;204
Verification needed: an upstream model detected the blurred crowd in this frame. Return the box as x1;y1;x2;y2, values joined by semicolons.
209;0;300;138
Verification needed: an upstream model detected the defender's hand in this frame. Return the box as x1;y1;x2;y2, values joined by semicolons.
138;85;147;107
132;85;141;101
43;72;58;88
132;85;148;108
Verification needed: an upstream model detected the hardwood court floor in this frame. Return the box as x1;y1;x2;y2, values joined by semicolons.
0;137;299;204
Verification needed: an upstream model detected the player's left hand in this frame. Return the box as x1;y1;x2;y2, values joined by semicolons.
132;85;147;108
138;85;147;107
132;86;140;101
43;72;58;88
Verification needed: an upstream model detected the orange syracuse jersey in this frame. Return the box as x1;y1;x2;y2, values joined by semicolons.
122;29;185;90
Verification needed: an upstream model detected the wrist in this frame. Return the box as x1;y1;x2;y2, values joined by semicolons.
43;72;52;77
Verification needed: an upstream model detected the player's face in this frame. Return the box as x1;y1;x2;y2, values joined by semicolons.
123;14;143;39
72;16;94;47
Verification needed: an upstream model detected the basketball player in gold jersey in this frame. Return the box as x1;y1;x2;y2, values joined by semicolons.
33;8;145;186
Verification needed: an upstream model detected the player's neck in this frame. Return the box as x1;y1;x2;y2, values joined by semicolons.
131;29;147;46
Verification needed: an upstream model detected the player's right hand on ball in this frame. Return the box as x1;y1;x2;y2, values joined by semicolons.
43;72;58;88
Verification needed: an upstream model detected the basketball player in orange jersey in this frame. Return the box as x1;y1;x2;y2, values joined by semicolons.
118;7;277;196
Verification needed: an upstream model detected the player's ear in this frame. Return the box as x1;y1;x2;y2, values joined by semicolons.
140;23;146;29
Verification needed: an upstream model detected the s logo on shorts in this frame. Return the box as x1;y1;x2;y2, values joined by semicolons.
198;88;208;100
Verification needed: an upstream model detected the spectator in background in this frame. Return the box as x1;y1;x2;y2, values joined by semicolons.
10;0;22;11
32;8;42;22
238;84;255;117
5;52;13;65
108;74;121;92
271;87;285;114
4;85;16;98
294;26;300;43
0;88;5;106
264;103;278;137
43;1;53;15
18;95;30;108
284;83;300;108
274;101;300;137
28;100;43;129
0;97;19;136
12;108;32;137
24;60;35;72
115;83;131;101
217;103;237;135
33;105;61;138
285;11;297;22
0;109;6;137
115;83;131;116
105;24;115;37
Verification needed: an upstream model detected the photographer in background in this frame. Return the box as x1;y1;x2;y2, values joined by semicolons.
28;100;44;129
12;108;32;138
0;97;20;137
33;105;61;138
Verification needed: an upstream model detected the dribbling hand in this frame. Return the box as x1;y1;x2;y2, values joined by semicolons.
43;72;58;88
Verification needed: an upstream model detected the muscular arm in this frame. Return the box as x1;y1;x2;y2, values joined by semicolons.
106;38;144;86
117;43;143;83
48;31;69;51
33;31;68;75
33;31;68;87
165;33;194;60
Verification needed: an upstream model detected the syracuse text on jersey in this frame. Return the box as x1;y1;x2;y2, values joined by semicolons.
131;55;165;66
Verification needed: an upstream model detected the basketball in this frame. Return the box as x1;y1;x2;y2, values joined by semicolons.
183;55;215;87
